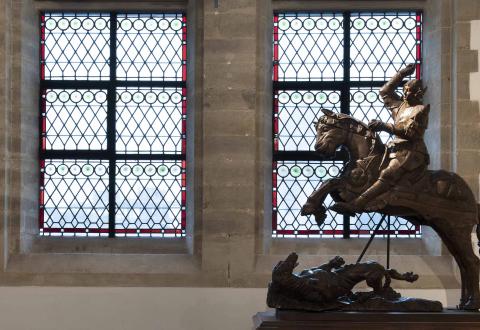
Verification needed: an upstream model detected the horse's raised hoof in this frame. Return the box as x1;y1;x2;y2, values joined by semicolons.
313;211;327;226
300;202;316;216
329;202;357;217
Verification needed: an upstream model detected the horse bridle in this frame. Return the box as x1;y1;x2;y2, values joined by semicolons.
315;115;379;156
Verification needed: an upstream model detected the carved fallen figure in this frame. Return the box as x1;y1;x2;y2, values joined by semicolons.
299;64;480;310
267;252;442;312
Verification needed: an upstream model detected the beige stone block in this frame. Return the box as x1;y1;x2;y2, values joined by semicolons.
456;22;471;50
203;38;256;64
456;100;480;122
205;0;257;15
456;150;480;177
203;208;255;227
456;73;472;99
455;0;480;22
204;110;255;136
227;235;256;279
204;87;256;111
203;159;256;186
204;13;256;39
203;135;256;159
204;63;256;90
456;123;480;149
202;184;256;210
456;49;478;73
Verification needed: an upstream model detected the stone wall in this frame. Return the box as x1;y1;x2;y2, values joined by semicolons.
0;0;477;296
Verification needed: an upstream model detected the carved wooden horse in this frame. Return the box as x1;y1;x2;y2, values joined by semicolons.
301;109;480;310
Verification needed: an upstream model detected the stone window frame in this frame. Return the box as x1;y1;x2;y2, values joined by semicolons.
0;0;205;285
253;0;459;291
0;0;463;289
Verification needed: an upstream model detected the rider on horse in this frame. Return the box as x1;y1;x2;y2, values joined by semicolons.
333;64;430;215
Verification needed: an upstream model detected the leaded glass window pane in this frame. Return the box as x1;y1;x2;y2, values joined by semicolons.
116;87;185;154
275;13;344;81
275;90;341;151
115;160;185;237
41;160;109;236
42;89;108;150
350;12;420;81
273;11;422;238
116;13;185;81
40;12;187;237
273;160;343;238
42;13;111;80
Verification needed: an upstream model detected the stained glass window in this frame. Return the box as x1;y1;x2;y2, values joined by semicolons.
40;13;187;237
273;12;422;238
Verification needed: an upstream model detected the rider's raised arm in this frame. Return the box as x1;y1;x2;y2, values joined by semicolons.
380;64;416;111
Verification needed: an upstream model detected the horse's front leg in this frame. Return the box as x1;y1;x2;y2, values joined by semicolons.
301;178;345;225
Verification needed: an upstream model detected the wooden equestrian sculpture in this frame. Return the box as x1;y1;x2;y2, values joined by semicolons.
301;64;480;310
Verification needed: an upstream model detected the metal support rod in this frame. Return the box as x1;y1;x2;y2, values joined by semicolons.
356;214;387;264
387;215;391;269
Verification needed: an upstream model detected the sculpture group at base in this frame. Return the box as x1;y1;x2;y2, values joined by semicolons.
267;253;442;312
268;64;480;312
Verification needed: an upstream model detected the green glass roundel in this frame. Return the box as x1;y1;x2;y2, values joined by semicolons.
366;91;378;103
278;19;289;31
82;164;94;176
158;165;169;176
95;18;107;30
290;165;302;178
315;166;327;178
171;19;182;31
70;18;82;30
132;164;143;176
57;164;68;176
353;18;365;30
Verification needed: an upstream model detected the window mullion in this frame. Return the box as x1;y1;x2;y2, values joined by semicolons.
107;12;118;238
341;11;351;239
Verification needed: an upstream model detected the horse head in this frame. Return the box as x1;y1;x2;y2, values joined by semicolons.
314;109;381;160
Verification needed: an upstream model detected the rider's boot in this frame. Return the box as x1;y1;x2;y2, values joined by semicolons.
330;180;391;215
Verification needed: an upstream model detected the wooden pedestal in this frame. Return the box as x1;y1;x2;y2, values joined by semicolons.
253;309;480;329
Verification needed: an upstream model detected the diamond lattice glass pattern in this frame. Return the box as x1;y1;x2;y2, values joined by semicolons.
349;87;403;144
42;13;111;80
115;160;185;237
40;160;109;237
40;12;187;237
116;88;184;154
273;161;344;238
350;12;420;81
275;13;344;81
276;90;341;151
351;213;420;238
272;11;422;238
116;13;185;81
42;89;108;150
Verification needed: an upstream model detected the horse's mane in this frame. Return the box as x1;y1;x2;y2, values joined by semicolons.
319;110;374;138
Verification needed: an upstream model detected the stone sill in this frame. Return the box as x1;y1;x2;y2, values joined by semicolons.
31;236;189;254
269;237;432;256
6;252;199;274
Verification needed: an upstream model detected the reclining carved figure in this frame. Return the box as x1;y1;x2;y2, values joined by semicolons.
266;253;442;312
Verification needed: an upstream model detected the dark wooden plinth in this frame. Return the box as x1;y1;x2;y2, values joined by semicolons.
253;309;480;329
